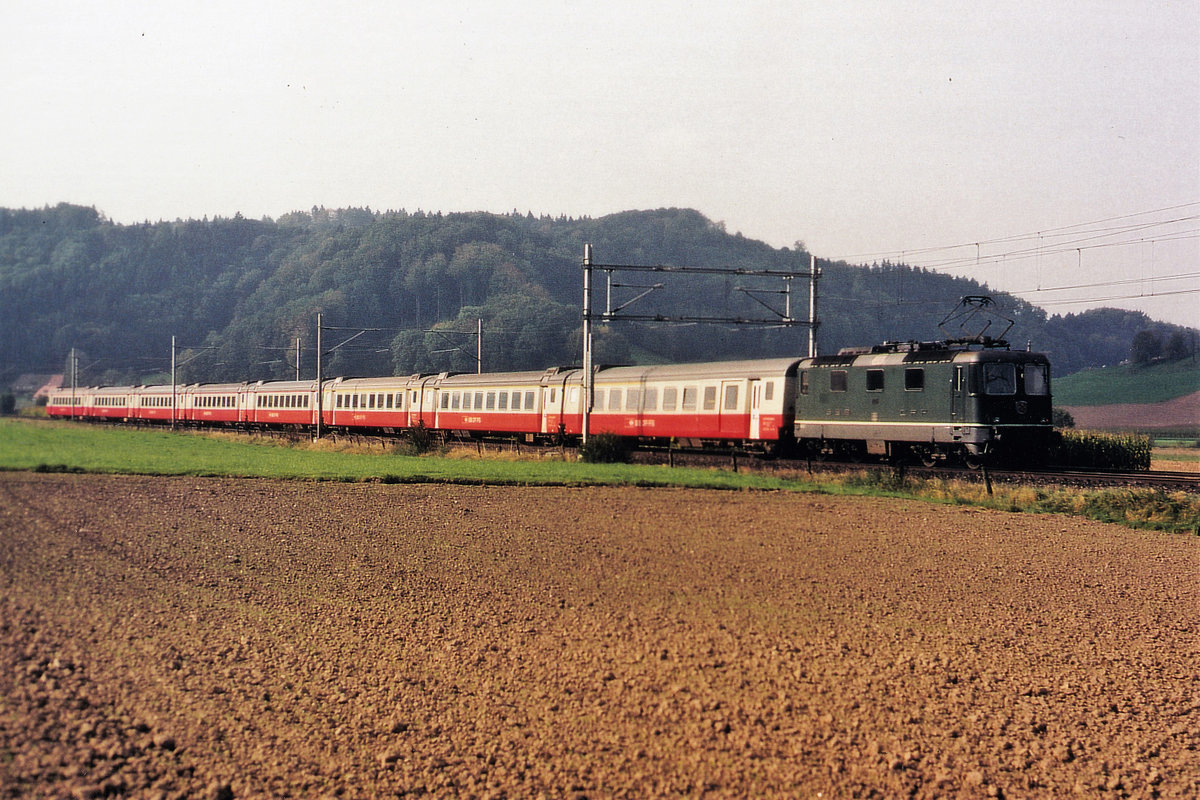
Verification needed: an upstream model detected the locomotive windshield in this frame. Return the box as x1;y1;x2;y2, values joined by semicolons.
982;363;1016;395
1023;363;1050;396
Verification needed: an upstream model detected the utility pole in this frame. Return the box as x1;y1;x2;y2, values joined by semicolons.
582;244;594;444
170;335;177;430
295;336;302;381
315;313;323;439
809;254;819;358
476;318;483;374
69;347;77;421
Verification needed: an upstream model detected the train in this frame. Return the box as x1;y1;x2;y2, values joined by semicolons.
46;337;1053;467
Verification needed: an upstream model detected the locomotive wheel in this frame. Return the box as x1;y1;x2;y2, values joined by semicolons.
962;452;983;470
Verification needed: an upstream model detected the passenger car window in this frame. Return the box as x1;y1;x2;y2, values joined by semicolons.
662;387;677;410
703;386;717;410
643;388;657;410
681;387;697;411
723;384;738;410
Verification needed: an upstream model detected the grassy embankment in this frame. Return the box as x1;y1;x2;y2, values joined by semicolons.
2;418;1196;534
1055;358;1200;444
1054;358;1199;406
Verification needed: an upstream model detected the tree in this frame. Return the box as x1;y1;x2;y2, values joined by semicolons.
1130;330;1162;365
1164;331;1191;362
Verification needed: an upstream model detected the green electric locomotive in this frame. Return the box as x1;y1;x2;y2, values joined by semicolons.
793;338;1053;467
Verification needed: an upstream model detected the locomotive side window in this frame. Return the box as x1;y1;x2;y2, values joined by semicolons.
703;386;717;410
866;370;884;392
1024;364;1049;395
830;370;848;392
662;387;677;410
983;363;1016;395
724;384;738;410
681;386;697;411
800;372;809;395
904;368;925;391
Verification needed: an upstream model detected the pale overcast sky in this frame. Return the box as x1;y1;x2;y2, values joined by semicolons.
3;1;1198;326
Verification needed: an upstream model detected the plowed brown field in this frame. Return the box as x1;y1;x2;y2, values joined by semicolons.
2;473;1197;799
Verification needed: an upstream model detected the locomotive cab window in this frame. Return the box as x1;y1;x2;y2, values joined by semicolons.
830;370;848;393
866;370;884;392
982;363;1017;395
1023;364;1049;396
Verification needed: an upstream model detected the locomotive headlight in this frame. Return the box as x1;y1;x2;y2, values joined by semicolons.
993;417;1000;423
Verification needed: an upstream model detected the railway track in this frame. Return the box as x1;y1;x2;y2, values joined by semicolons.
627;448;1200;492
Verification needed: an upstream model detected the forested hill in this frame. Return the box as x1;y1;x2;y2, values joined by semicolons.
0;203;1189;387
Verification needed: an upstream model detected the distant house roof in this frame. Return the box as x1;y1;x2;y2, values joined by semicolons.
32;374;65;398
13;373;55;393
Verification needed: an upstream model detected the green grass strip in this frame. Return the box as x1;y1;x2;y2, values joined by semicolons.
3;419;1196;534
0;419;809;491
